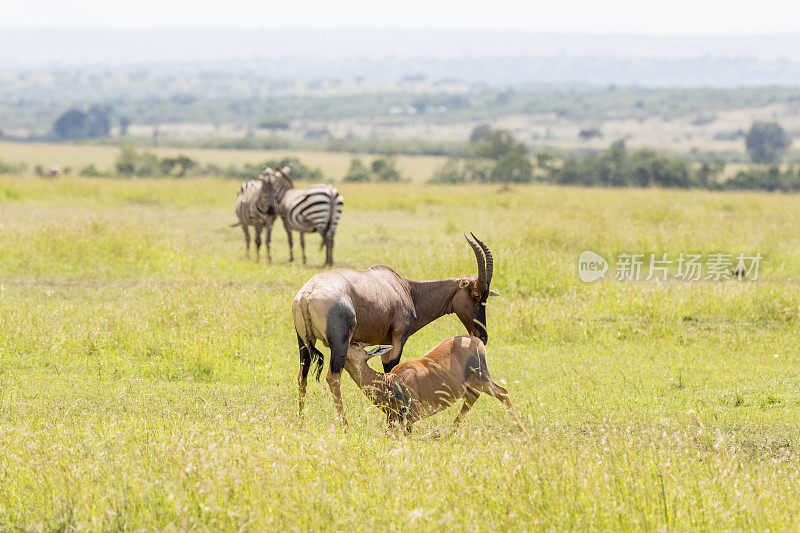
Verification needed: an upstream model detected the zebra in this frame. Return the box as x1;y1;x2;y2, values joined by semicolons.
230;171;291;263
262;166;343;266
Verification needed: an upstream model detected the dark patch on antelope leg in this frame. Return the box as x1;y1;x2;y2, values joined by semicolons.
297;334;312;418
464;349;490;383
325;300;356;375
383;358;400;373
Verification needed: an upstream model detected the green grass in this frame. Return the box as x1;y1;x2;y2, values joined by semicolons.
0;141;445;182
2;176;800;530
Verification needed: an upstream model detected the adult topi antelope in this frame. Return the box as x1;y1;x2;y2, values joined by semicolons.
292;232;498;425
344;337;522;434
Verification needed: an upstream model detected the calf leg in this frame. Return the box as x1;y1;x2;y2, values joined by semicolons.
481;380;524;430
450;387;480;429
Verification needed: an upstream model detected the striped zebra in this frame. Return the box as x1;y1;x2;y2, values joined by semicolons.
230;172;290;263
263;166;343;266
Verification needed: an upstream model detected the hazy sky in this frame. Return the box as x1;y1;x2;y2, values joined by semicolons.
4;0;799;34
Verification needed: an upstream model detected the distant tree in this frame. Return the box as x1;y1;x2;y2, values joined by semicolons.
85;105;111;137
536;151;555;172
53;106;111;139
343;157;371;182
471;129;528;161
745;121;791;163
119;116;131;136
431;126;534;184
160;155;197;177
304;127;331;140
490;152;534;183
697;159;726;188
469;124;492;143
115;146;138;176
79;164;103;177
370;157;402;182
430;158;467;183
114;146;159;176
578;127;602;140
259;119;290;130
690;114;716;126
54;108;89;139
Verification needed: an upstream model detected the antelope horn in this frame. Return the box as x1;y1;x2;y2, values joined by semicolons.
471;233;493;286
464;231;486;284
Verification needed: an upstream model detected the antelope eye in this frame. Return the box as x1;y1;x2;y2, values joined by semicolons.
472;291;480;298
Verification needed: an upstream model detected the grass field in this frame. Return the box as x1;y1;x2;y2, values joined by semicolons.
0;141;446;183
2;174;800;530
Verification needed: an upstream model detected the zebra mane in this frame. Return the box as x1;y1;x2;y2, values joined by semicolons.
269;166;295;200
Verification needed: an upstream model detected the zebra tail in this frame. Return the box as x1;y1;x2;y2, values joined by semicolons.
230;221;242;227
319;191;338;250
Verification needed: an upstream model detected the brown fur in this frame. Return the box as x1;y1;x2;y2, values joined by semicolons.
345;336;522;434
292;234;498;427
293;261;498;426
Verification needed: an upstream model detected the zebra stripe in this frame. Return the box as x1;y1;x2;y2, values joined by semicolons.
282;185;343;238
284;185;343;235
235;179;274;227
267;169;343;266
234;178;277;262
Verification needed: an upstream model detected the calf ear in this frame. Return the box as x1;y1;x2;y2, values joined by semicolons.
488;289;500;297
365;345;393;359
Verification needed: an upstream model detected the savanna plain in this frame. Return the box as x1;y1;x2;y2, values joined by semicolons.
1;171;800;530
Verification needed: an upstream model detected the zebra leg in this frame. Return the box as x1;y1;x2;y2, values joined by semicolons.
264;221;273;263
325;235;335;266
254;225;263;262
241;225;251;259
300;233;307;264
282;214;294;262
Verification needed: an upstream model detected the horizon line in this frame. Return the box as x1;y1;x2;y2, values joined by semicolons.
3;27;800;37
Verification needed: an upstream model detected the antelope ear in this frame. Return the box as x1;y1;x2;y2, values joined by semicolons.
365;345;393;359
488;289;500;297
459;279;470;289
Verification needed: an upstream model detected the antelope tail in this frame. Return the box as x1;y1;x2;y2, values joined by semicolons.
230;222;242;227
295;299;325;380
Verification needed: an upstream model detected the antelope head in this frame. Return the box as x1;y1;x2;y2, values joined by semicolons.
452;232;498;345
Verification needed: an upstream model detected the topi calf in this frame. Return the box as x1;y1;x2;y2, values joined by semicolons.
344;336;523;434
